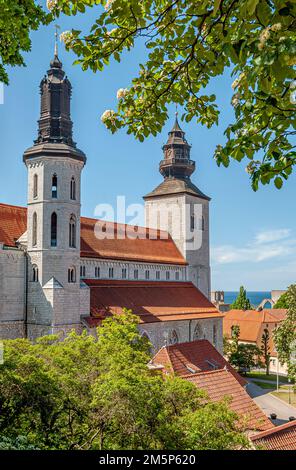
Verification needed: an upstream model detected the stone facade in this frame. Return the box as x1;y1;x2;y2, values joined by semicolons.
145;193;210;297
139;317;223;355
0;53;221;356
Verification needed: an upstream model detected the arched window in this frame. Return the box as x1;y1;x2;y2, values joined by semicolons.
51;212;57;247
145;270;150;280
193;324;202;341
32;212;37;247
213;324;217;348
175;271;180;281
166;271;170;280
32;265;39;282
70;177;76;200
68;267;76;283
201;216;205;231
52;174;58;198
69;214;76;248
80;266;86;278
33;174;38;199
168;329;179;345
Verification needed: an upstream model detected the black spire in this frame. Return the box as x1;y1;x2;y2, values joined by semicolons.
23;39;86;164
35;53;74;146
144;114;210;200
160;114;195;179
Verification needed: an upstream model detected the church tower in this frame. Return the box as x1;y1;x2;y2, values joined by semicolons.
23;45;89;338
144;115;211;298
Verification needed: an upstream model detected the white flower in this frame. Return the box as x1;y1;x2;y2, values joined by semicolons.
231;78;240;90
60;31;74;46
290;90;296;105
46;0;58;11
107;28;117;37
116;88;128;100
105;0;114;10
101;109;116;123
271;23;282;32
290;80;296;90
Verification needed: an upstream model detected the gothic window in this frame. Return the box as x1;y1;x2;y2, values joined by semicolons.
156;271;160;280
68;267;76;283
166;271;170;280
32;265;39;282
213;324;217;348
80;266;86;278
168;329;179;345
190;214;195;231
52;174;58;198
175;271;180;281
145;270;150;280
109;267;114;279
32;212;37;247
33;174;38;199
51;212;57;247
193;324;202;341
70;177;76;200
95;267;100;278
134;269;138;280
122;268;127;279
69;214;76;248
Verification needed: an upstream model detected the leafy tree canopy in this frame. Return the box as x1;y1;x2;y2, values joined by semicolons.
274;284;296;382
231;286;253;310
273;290;289;308
0;310;248;450
1;1;295;190
0;0;50;84
44;0;296;191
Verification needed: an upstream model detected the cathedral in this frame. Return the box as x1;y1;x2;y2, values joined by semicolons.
0;50;223;353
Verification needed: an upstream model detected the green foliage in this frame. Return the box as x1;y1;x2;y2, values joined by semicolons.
47;0;296;189
231;286;252;310
261;328;271;375
274;284;296;382
0;435;38;450
225;325;262;371
273;291;289;309
0;310;248;450
0;0;51;84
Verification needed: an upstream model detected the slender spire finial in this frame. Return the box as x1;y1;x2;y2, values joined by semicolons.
175;103;178;118
54;24;60;57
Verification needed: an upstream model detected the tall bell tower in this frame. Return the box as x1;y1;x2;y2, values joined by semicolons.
144;115;211;298
23;42;89;338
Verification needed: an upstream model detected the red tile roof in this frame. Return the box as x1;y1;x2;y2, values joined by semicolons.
184;369;273;432
0;203;27;247
84;280;223;324
223;309;287;354
152;340;246;386
80;217;186;265
0;203;186;265
251;420;296;450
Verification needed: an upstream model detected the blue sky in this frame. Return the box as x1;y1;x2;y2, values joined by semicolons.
0;3;295;291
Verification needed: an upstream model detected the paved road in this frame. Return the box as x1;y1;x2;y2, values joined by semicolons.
247;381;296;426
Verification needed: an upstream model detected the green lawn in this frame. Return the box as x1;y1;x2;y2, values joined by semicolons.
252;381;275;390
272;391;296;406
246;372;290;384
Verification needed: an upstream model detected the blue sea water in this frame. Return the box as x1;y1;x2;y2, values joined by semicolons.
224;291;272;309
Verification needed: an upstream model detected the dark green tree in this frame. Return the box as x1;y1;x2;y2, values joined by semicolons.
0;1;51;84
261;328;271;375
274;284;296;382
231;286;252;310
0;310;248;450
